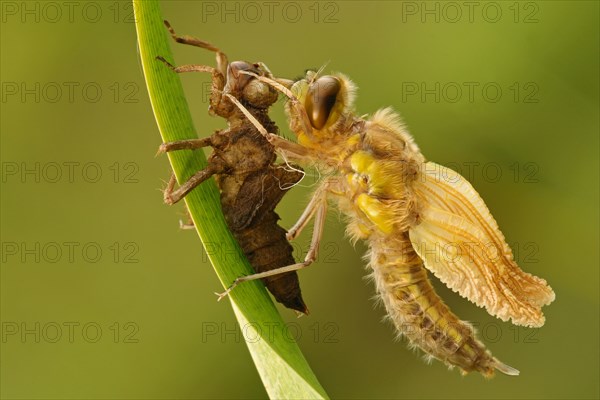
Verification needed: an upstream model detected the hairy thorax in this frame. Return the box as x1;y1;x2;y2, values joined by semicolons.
328;118;424;243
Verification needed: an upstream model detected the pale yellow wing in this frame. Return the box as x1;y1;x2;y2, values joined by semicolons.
409;162;555;327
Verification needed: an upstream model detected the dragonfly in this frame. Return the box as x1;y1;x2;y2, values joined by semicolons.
157;21;308;314
219;68;555;376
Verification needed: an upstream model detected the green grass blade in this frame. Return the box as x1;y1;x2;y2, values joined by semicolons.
133;1;329;398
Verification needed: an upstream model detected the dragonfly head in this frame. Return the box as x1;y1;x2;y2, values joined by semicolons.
291;70;356;135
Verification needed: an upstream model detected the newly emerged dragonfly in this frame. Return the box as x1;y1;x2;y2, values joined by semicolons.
221;69;555;376
156;21;307;314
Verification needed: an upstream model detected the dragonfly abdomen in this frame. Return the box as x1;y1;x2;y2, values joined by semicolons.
369;235;518;376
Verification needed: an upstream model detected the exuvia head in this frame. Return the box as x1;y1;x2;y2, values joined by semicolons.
226;61;277;108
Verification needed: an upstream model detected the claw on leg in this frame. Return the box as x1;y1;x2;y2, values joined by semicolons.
163;174;178;205
179;219;195;230
215;289;232;302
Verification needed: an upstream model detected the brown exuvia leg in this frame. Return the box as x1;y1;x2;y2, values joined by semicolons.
163;20;228;77
155;56;226;113
163;162;224;205
158;136;223;205
157;137;213;155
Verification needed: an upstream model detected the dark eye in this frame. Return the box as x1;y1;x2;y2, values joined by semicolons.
305;76;341;130
227;61;257;92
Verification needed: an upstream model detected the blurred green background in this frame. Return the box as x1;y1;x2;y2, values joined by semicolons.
1;0;598;398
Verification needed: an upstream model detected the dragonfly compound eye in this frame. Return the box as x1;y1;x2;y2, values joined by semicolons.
306;75;341;130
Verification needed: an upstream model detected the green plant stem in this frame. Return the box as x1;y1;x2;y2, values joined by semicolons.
133;1;328;398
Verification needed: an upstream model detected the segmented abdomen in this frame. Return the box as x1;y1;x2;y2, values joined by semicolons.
232;205;307;314
369;233;517;377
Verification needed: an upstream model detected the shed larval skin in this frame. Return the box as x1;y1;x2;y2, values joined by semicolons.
157;22;307;314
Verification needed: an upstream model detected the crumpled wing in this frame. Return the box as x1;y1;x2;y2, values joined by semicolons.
409;162;555;327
